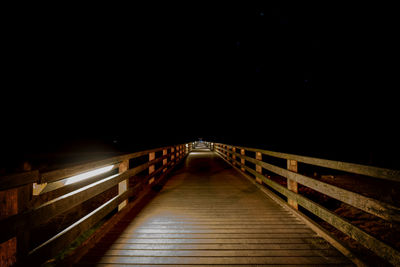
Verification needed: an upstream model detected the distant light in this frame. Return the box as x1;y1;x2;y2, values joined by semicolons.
65;165;114;185
260;12;264;16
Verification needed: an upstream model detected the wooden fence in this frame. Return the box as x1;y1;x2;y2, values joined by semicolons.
214;143;400;266
0;143;192;266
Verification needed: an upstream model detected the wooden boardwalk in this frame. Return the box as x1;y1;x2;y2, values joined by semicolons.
78;149;353;266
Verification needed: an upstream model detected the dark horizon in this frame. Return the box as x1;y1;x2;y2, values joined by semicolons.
1;3;399;170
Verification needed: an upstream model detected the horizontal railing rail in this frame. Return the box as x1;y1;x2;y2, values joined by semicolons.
214;143;400;266
0;142;193;266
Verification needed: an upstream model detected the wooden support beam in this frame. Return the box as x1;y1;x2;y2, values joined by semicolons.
0;188;18;267
255;152;263;184
118;160;129;211
148;152;155;184
163;149;168;172
0;162;32;266
171;147;175;164
240;149;245;172
287;159;298;210
232;147;236;166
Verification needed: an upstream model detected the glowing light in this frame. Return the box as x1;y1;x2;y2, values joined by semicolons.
65;165;114;185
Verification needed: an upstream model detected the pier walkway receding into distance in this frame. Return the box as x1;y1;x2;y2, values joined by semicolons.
77;145;352;266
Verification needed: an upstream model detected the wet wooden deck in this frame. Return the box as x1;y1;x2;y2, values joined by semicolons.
78;148;353;266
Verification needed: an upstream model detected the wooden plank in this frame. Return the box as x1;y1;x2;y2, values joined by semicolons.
40;155;128;183
34;166;118;207
110;238;325;244
39;164;120;195
79;264;354;267
77;150;350;266
0;145;188;265
128;224;308;229
0;170;39;190
239;161;400;266
113;233;316;239
126;221;304;225
102;243;334;250
115;228;314;235
40;145;185;183
5;157;157;235
221;143;400;182
56;148;187;266
59;155;186;266
29;173;125;228
93;256;349;265
27;190;129;264
127;218;301;223
239;163;367;267
99;249;342;257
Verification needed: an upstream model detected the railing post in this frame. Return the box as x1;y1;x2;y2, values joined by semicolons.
255;152;263;184
171;147;175;164
240;149;245;172
232;147;236;166
118;159;129;211
163;149;168;172
148;152;155;184
0;163;32;266
287;159;298;210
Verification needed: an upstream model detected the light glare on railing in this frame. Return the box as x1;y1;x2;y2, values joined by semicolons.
65;165;114;185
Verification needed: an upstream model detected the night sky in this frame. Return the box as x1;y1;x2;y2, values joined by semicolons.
2;3;399;169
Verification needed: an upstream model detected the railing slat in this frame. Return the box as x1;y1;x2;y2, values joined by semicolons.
217;146;400;222
0;170;39;191
28;190;129;264
40;146;173;183
226;145;400;182
215;148;400;266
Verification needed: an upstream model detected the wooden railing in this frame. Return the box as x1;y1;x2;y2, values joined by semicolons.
214;143;400;266
0;142;193;266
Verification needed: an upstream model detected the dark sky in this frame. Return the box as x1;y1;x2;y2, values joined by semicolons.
2;3;399;167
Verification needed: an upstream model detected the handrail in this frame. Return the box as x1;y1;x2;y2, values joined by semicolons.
0;142;193;266
0;170;40;190
214;143;400;266
233;145;400;182
40;145;176;183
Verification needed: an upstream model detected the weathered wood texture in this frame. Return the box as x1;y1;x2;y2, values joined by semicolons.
217;145;400;222
232;145;400;182
0;170;39;191
215;144;400;266
0;143;189;266
78;150;351;266
287;159;299;209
